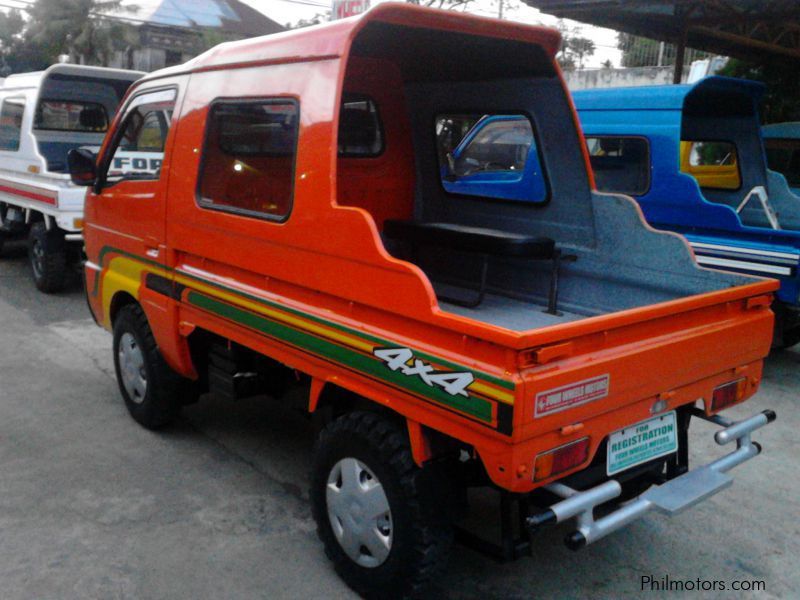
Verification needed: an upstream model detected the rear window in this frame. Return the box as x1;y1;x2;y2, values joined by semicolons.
198;99;298;221
680;140;741;190
0;97;25;151
338;94;383;157
586;136;650;195
435;114;547;203
765;138;800;187
34;100;108;132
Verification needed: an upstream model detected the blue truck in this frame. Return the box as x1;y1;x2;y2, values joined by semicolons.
570;77;800;346
762;121;800;194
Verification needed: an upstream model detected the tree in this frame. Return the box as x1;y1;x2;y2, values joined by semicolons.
719;58;800;124
25;0;137;67
555;20;595;70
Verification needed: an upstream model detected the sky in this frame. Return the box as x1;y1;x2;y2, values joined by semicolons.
243;0;623;68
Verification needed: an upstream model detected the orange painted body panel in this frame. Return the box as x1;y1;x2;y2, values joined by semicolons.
82;4;777;494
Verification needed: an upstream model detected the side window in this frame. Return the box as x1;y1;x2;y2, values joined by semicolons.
198;100;299;220
338;94;383;157
586;136;650;195
105;89;176;183
0;97;25;152
435;114;547;202
680;140;741;190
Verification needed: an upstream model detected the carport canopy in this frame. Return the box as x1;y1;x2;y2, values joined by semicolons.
523;1;800;82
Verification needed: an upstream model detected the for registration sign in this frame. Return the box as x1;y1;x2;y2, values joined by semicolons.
607;411;678;476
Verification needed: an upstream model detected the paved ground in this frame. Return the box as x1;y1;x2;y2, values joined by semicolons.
0;239;797;599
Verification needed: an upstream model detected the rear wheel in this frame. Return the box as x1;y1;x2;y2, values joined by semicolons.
28;222;67;293
778;326;800;350
311;412;452;599
112;304;198;429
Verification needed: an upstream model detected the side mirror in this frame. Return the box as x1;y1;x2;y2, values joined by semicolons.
67;148;97;187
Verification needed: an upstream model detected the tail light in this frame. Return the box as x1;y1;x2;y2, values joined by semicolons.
533;437;590;481
711;378;747;412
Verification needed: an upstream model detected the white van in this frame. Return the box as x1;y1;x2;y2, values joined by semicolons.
0;64;142;292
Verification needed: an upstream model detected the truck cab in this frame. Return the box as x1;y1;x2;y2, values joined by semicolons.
0;64;142;292
574;77;800;346
72;7;776;596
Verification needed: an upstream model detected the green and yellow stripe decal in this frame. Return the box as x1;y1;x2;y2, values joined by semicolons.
92;247;516;431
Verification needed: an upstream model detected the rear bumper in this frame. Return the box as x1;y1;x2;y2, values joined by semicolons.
528;408;776;549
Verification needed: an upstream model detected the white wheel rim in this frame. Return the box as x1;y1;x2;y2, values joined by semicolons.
326;457;393;568
118;332;147;403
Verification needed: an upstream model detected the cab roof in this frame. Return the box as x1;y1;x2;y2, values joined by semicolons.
1;64;143;92
141;3;562;82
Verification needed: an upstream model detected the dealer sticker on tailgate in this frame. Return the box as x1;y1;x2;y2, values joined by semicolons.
607;411;678;476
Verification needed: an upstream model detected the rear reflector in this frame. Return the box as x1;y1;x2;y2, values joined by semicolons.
534;437;590;481
711;378;747;412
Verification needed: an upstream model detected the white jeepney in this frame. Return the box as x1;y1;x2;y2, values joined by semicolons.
0;64;142;292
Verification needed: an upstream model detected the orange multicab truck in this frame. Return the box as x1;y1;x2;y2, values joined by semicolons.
68;5;777;597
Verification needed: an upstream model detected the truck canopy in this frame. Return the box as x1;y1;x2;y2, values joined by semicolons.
125;6;765;343
574;77;800;234
0;64;142;173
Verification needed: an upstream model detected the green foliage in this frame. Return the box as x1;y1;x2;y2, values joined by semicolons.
0;0;140;74
718;58;800;124
555;20;595;70
26;0;135;66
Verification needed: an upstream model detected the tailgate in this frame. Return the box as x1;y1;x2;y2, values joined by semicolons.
515;283;775;440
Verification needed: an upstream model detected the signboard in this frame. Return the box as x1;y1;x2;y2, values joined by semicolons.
333;0;370;20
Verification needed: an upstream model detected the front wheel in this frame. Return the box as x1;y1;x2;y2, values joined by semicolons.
112;304;198;429
310;412;452;599
28;222;67;293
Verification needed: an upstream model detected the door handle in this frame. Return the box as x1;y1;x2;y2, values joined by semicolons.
144;235;160;259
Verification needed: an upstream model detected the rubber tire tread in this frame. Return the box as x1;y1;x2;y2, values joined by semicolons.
113;303;191;429
310;411;452;599
28;222;67;293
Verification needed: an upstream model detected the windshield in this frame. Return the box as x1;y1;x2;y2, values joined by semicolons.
34;100;108;132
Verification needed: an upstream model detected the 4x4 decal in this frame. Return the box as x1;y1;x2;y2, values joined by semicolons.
373;347;475;397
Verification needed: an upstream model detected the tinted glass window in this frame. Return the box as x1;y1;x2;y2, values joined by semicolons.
0;97;25;151
106;89;176;183
338;95;383;157
198;100;298;220
765;138;800;187
436;114;547;202
681;140;741;190
35;100;108;132
586;136;650;195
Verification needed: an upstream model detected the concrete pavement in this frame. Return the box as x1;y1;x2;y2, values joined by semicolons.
0;240;797;599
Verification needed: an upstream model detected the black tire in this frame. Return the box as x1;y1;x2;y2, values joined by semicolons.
112;303;197;429
311;412;452;599
777;326;800;350
28;222;67;293
0;232;5;257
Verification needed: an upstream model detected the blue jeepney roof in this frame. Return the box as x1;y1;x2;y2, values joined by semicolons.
763;122;800;139
573;76;800;306
573;76;765;114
